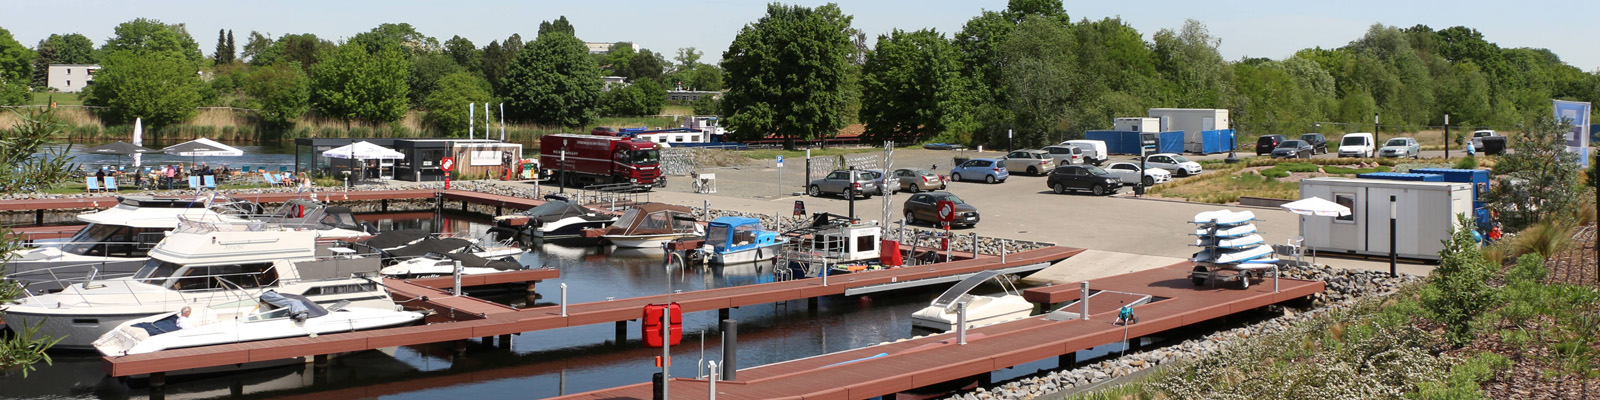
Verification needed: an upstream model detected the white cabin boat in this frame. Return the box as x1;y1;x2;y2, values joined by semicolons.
92;291;422;356
594;203;702;248
911;271;1033;332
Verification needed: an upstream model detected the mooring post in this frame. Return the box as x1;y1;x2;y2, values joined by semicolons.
661;307;671;400
971;232;979;259
1058;352;1076;369
453;260;464;296
956;302;968;345
314;354;329;369
560;282;568;317
1080;281;1090;320
498;334;512;349
382;199;389;212
720;319;737;380
708;360;719;400
702;200;710;223
615;320;627;343
35;209;44;225
1001;239;1008;263
718;308;729;321
150;372;167;389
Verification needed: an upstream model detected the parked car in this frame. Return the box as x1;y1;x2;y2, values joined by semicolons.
1042;145;1084;166
1337;132;1376;158
1142;153;1203;177
1061;140;1108;165
1047;165;1122;196
903;191;980;228
889;168;946;193
1298;133;1328;154
807;169;881;198
862;169;894;196
1271;140;1315;159
1471;130;1506;155
1001;149;1056;175
949;158;1009;184
1379;137;1421;159
1255;134;1287;156
1102;162;1172;186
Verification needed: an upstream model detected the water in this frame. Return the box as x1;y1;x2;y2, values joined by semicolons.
41;141;298;173
0;212;1080;400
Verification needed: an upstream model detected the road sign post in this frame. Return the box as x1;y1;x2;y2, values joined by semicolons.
937;200;955;262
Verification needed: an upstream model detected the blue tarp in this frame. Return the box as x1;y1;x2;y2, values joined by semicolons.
1198;130;1236;154
1085;131;1184;155
1157;131;1184;154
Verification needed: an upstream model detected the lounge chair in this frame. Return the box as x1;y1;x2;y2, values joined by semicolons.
85;177;101;192
187;176;202;190
105;176;118;192
202;175;217;189
241;166;253;173
263;172;280;186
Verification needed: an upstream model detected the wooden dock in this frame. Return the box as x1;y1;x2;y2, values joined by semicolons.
100;246;1081;377
551;262;1324;400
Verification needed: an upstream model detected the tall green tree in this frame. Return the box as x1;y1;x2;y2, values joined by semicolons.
348;23;439;59
213;29;231;64
225;30;235;64
443;35;480;75
409;51;463;107
251;33;332;73
626;49;666;83
997;15;1075;147
480;34;523;94
499;28;601;126
1152;20;1235;109
82;50;206;126
99;18;204;70
31;33;95;88
859;28;969;143
538;16;576;37
422;71;492;135
720;3;856;149
0;27;32;106
309;44;410;123
242;62;310;126
601;42;636;76
600;78;666;116
240;31;273;63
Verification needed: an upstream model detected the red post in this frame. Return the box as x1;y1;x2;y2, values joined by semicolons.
445;171;451;190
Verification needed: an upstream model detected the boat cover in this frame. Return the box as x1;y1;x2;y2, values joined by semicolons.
261;290;329;322
387;237;474;259
602;203;698;236
364;229;431;250
440;252;522;271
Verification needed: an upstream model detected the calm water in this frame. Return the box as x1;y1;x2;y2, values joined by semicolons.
5;211;1074;400
41;141;298;173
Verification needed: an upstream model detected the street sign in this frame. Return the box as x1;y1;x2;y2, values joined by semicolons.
794;200;806;216
441;157;455;171
776;155;784;168
936;200;956;224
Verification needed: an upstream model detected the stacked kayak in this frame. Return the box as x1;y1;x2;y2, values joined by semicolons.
1191;210;1278;268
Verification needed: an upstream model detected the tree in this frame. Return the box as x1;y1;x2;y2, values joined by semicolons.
1487;116;1584;231
720;3;856;149
422;71;492;135
538;16;575;37
242;63;310;126
859;28;968;143
240;31;273;63
626;49;666;83
674;47;702;71
251;33;332;73
31;33;95;88
309;44;411;123
0;108;72;377
0;27;32;106
1420;214;1499;347
602;42;636;76
409;51;463;107
600;78;666;116
691;94;721;115
348;23;439;59
82;50;206;126
480;34;523;93
226;30;235;64
997;15;1075;147
499;28;602;126
213;29;232;64
443;35;480;74
1151;20;1235;109
99;18;205;70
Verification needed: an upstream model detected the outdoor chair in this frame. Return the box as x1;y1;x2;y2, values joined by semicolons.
85;177;101;192
202;175;217;189
187;176;202;190
241;166;253;173
262;172;281;186
104;177;118;192
278;166;289;173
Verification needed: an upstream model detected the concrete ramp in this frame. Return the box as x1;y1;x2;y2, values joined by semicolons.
1022;250;1185;285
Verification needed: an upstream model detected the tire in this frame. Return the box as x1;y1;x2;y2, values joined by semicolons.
1176;169;1189;178
952;173;963;182
904;210;917;225
807;185;821;197
1240;274;1250;289
1052;183;1066;194
1142;176;1155;187
1092;185;1105;196
940;183;947;190
907;184;919;193
985;175;997;184
1027;166;1038;175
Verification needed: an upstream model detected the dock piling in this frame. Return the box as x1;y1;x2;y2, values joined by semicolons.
615;320;628;343
718;308;729;321
1058;352;1076;369
720;319;737;381
956;302;968;345
560;283;568;316
1080;282;1090;320
1001;239;1008;263
313;354;329;369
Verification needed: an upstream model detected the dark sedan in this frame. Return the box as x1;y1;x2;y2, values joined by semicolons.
1255;134;1287;156
1046;165;1121;196
903;191;980;228
1271;140;1315;159
1298;133;1328;154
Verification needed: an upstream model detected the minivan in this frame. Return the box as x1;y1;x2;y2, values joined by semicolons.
1337;133;1375;158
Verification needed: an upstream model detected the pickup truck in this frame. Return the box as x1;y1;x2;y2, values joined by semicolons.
1471;130;1506;155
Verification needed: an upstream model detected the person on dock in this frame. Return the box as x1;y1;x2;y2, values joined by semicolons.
1115;304;1138;325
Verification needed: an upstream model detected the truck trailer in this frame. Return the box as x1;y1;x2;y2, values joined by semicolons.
539;133;665;190
1298;177;1473;261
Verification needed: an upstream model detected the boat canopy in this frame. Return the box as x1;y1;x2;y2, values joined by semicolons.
363;229;431;250
439;252;521;271
709;216;761;229
605;203;698;236
930;270;1007;308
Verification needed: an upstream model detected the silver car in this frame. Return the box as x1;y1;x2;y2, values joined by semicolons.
889;168;946;193
807;169;881;198
1001;149;1056;175
1379;137;1420;159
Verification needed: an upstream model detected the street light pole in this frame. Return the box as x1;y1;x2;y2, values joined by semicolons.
1443;114;1450;159
1389;195;1398;278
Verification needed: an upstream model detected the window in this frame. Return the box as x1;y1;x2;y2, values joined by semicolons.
856;235;876;252
66;80;71;86
66;68;71;74
1335;194;1356;222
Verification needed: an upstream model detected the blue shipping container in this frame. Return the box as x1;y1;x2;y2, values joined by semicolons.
1357;172;1445;182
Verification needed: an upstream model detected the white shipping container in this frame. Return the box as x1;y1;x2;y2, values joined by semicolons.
1148;108;1229;153
1297;178;1473;261
1113;118;1160;133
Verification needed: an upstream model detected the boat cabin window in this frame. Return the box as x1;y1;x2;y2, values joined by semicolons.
731;225;759;245
169;262;279;291
318;210;358;230
856;235;877;253
707;224;731;247
134;259;184;282
61;224;167;257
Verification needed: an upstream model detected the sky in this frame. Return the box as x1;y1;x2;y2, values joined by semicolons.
3;0;1597;71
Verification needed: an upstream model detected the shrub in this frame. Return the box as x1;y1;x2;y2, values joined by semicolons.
1453;156;1478;170
1322;165;1391;175
1420;214;1500;346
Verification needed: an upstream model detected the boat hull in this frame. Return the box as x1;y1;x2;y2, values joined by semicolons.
1;311;148;350
711;245;781;264
534;218;614;239
605;233;698;248
909;296;1033;332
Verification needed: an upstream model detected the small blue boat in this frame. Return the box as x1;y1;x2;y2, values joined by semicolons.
705;216;788;264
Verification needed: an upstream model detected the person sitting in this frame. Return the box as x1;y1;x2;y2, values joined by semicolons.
176;306;197;329
1114;304;1138;325
94;168;106;189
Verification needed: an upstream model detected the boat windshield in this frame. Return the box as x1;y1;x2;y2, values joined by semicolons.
631;149;660;165
60;224;164;257
931;270;1004;307
706;224;731;247
133;258;184;282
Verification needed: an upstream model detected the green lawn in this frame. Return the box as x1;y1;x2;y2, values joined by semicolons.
661;105;694;116
29;92;83;106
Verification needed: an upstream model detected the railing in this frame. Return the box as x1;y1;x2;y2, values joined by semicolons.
579;183;651;211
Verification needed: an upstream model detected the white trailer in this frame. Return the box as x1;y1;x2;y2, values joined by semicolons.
1298;178;1472;261
1114;117;1160;133
1148;108;1230;153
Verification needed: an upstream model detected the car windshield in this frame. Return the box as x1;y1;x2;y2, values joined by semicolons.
631;149;660;165
938;194;966;204
1277;140;1304;148
1385;139;1408;146
1301;134;1320;141
1085;166;1110;175
1168;155;1190;163
912;169;933;176
1342;136;1366;145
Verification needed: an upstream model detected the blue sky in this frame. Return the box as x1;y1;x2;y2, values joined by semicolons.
4;0;1596;71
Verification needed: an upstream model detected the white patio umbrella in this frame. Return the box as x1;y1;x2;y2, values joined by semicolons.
1280;196;1351;217
322;141;405;183
163;138;245;171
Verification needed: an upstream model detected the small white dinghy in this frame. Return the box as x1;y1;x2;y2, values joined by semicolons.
1192;210;1256;226
1194;223;1258;238
92;291;424;357
911;271;1033;332
1195;234;1265;249
1211;244;1275;264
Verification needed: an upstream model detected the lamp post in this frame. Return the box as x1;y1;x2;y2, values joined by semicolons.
1389;195;1397;278
1443;114;1450;159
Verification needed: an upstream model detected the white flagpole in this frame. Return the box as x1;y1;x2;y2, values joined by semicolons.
469;102;475;140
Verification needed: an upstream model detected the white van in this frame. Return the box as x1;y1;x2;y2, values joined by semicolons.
1062;140;1108;165
1337;133;1375;158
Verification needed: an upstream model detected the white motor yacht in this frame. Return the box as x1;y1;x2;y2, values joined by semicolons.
4;220;394;350
93;291;423;356
910;271;1034;332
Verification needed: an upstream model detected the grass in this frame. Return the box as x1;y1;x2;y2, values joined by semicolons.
28;92;83;106
661;105;694;116
1149;166;1298;203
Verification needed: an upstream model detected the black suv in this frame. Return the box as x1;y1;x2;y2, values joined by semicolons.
1046;165;1121;196
1298;133;1328;154
903;191;980;228
1255;134;1287;156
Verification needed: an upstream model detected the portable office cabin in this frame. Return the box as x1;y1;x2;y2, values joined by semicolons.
1114;118;1160;133
1148;108;1230;153
1298;177;1473;261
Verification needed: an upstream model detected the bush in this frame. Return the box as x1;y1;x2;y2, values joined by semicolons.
1322;165;1391;175
1420;214;1500;346
1453;156;1478;170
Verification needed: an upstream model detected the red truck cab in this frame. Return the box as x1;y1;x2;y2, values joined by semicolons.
540;133;664;190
